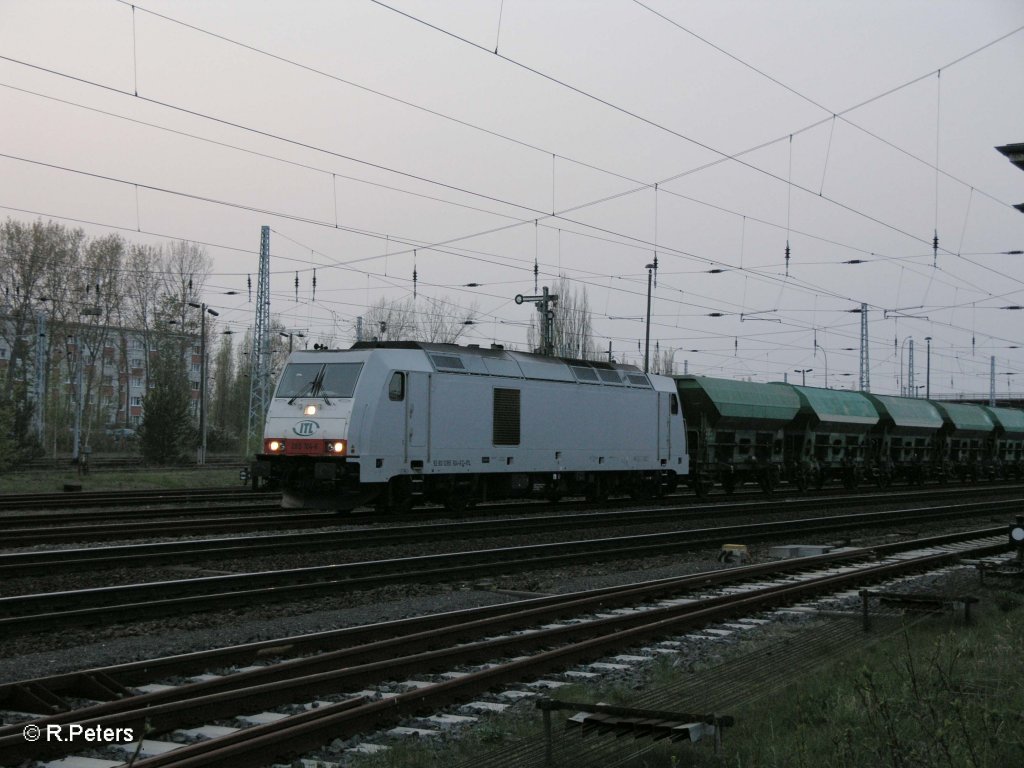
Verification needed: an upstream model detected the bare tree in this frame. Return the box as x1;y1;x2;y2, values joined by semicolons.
358;295;478;344
417;295;478;343
158;240;212;333
360;296;418;342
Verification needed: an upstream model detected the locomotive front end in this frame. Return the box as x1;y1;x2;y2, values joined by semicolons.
252;354;371;508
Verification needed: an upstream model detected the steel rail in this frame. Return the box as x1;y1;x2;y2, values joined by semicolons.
0;501;1015;635
1;531;1007;765
1;510;343;547
4;484;1019;548
0;502;286;528
3;486;1020;573
0;487;279;512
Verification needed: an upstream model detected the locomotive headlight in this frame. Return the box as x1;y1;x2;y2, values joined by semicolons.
325;439;347;454
266;439;284;453
304;405;317;416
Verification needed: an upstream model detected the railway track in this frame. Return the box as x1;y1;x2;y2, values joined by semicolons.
0;487;279;512
4;483;1021;549
0;500;1016;635
0;528;1010;766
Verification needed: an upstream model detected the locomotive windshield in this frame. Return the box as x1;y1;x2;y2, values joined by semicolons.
276;362;363;399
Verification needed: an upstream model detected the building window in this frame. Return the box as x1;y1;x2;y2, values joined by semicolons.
130;358;143;368
131;396;142;407
191;362;201;373
132;377;143;388
191;381;200;391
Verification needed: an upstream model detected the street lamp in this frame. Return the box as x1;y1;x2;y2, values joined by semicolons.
279;331;306;354
794;368;812;386
188;302;219;465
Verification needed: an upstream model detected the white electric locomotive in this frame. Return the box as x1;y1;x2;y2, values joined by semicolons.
252;341;688;511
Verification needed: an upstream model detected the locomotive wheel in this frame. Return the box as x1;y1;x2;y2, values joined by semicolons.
444;488;477;512
585;476;609;503
630;485;653;501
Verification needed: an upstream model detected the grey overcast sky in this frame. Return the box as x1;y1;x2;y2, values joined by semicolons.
2;0;1023;395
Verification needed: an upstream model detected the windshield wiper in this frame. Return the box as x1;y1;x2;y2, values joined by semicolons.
288;365;326;405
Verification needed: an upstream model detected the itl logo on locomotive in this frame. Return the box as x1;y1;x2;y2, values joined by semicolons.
293;420;319;437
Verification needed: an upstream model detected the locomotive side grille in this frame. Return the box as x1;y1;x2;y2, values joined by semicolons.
493;387;521;445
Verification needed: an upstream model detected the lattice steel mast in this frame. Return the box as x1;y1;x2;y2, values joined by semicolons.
247;226;271;455
858;303;870;392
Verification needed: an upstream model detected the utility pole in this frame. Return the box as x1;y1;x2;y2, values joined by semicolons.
71;336;83;463
925;336;932;399
515;287;558;356
908;339;915;397
189;302;219;464
644;261;656;372
990;355;996;406
34;310;46;443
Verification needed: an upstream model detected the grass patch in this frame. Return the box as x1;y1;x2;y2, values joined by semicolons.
706;600;1024;768
0;467;245;494
345;592;1024;768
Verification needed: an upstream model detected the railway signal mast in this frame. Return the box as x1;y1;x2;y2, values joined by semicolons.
516;287;558;356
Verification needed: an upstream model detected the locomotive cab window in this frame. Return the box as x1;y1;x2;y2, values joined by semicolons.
389;372;405;401
276;362;364;399
275;363;322;398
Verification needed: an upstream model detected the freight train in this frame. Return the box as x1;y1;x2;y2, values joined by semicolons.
251;341;1024;509
676;375;1024;496
252;341;687;511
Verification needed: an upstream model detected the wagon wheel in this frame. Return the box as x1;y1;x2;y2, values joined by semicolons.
793;467;809;493
841;468;857;490
691;474;712;498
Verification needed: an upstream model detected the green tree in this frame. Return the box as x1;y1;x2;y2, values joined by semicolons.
0;393;17;471
208;331;240;452
139;334;194;464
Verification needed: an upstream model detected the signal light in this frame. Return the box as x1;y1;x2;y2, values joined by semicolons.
1010;516;1024;549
